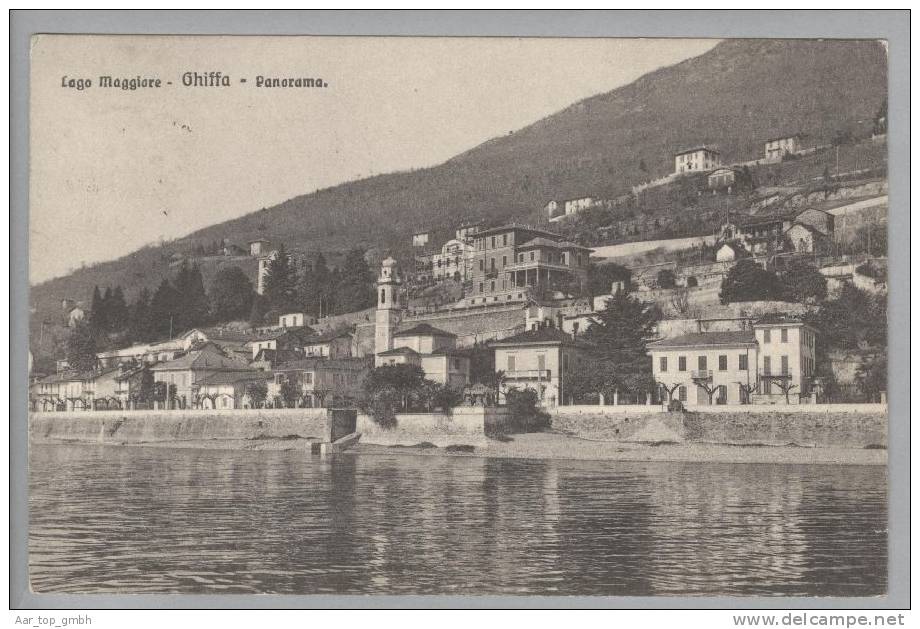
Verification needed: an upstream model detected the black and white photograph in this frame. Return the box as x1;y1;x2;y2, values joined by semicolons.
13;11;909;615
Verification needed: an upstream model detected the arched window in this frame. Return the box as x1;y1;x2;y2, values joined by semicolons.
380;289;386;305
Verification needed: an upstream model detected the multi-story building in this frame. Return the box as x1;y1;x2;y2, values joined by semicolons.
376;323;470;391
303;329;353;359
412;231;430;248
467;225;593;306
491;327;591;407
150;342;251;409
648;316;817;406
764;135;803;160
431;238;474;282
674;146;721;174
271;357;369;407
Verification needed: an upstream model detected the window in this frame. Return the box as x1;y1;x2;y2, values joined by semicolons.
678;356;687;371
478;282;483;293
781;328;788;343
479;260;484;271
562;252;567;265
781;355;789;375
739;354;748;370
659;357;667;372
502;255;507;267
490;258;496;271
304;372;313;384
718;355;727;371
491;236;496;248
717;385;727;404
678;386;687;402
502;234;508;246
490;281;495;292
537;354;546;372
763;329;771;343
530;252;535;261
764;356;771;375
698;356;707;371
502;280;506;290
507;355;515;372
380;289;386;305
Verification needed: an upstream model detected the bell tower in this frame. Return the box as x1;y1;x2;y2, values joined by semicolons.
375;257;402;364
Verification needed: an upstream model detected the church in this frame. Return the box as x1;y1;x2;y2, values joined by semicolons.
374;257;471;391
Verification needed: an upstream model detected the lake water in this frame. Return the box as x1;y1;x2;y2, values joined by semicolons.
29;444;887;596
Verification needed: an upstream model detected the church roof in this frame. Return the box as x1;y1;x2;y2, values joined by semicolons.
394;323;456;338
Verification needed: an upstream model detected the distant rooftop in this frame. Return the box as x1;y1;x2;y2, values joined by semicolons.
649;331;756;349
394;323;456;338
491;327;579;347
675;145;721;156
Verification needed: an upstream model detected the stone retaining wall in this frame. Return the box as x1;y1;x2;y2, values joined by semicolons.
30;409;328;445
552;407;887;448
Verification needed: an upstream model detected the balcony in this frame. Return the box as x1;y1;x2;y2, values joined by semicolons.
505;369;552;381
504;259;574;274
760;371;792;380
691;370;713;380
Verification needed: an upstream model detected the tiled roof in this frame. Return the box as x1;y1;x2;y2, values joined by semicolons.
490;327;578;347
274;357;370;371
753;313;808;327
305;329;353;343
196;370;272;386
648;331;756;349
151;346;248;371
376;346;421;356
247;326;315;342
394;323;456;338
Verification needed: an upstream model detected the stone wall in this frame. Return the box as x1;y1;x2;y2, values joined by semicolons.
552;406;887;448
356;407;510;438
30;408;328;445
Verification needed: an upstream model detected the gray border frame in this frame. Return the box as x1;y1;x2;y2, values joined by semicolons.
10;10;909;610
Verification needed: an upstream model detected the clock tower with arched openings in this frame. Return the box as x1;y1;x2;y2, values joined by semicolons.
375;257;402;363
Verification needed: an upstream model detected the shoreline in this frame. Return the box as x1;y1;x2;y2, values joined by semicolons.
31;431;887;466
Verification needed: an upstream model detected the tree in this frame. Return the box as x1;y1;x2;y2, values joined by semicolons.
65;320;98;372
856;354;887;402
781;259;827;304
245;380;268;408
669;288;700;318
362;364;427;411
262;244;297;313
736;382;758;404
278;376;301;408
148;279;181;339
774;381;798;405
174;261;210;330
658;382;682;403
805;284;887;351
248;294;268;327
657;268;677;289
586;262;630;298
128;287;153;342
89;285;105;331
208;266;254;322
719;259;785;304
579;291;660;396
107;286;130;332
335;248;374;314
297;252;333;317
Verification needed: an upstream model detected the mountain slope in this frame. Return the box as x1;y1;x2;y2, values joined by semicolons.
30;38;887;338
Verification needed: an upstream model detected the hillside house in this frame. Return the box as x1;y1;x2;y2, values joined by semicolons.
544;200;561;219
195;370;272;409
247;327;314;360
151;342;252;409
707;166;741;190
431;238;474;282
303;329;354;359
467;224;593;306
412;232;430;248
648;315;817;406
715;242;751;263
271;357;369;408
249;239;270;256
455;220;484;243
278;312;307;329
376;323;470;390
674;146;721;174
564;197;596;215
764;135;803;160
491;327;591;408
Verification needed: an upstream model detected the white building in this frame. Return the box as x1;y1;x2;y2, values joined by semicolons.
564;197;596;215
412;232;430;248
431;238;474;282
648;316;817;406
764;135;803;160
249;239;270;256
674;146;721;174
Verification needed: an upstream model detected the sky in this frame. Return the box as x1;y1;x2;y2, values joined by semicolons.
30;36;718;284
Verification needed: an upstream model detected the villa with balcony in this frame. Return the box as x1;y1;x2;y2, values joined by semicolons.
491;327;592;407
464;224;593;307
648;315;818;406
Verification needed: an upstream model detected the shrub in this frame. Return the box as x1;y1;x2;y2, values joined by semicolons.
667;399;684;412
505;388;551;433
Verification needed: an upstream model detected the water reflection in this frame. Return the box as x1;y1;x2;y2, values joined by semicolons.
29;445;887;596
